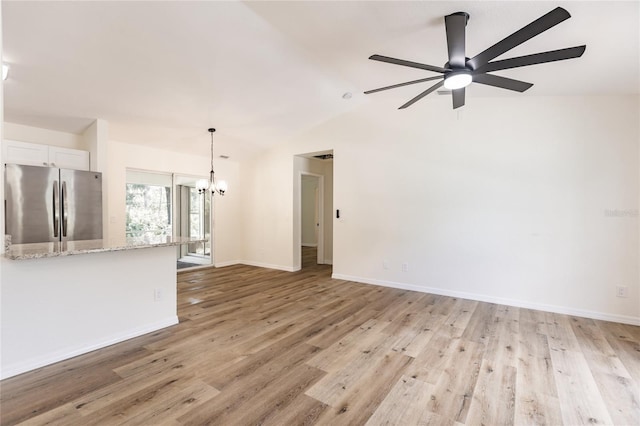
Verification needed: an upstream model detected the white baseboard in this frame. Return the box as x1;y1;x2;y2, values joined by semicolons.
0;316;179;380
331;273;640;326
301;243;318;248
212;260;296;270
240;260;297;272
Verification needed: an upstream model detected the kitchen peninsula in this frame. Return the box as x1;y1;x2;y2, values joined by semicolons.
1;236;206;379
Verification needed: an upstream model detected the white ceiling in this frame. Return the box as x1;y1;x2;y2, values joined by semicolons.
3;1;638;161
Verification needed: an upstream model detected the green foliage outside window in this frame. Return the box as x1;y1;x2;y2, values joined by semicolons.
126;184;172;238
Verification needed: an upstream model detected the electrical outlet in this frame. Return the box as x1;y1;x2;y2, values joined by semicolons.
402;262;409;272
616;286;628;298
154;288;163;302
383;260;390;270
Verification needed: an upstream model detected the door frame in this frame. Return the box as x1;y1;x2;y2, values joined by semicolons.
298;171;324;265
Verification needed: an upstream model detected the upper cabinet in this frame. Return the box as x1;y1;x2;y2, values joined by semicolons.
2;140;90;171
48;146;90;171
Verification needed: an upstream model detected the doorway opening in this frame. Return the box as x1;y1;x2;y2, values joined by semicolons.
295;151;333;270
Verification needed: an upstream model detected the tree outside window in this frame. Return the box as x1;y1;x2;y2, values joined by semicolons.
126;183;172;238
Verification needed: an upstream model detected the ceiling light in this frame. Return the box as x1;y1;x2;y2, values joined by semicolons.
197;128;227;196
443;70;472;90
2;64;9;81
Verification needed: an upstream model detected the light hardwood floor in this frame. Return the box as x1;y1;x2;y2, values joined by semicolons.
1;251;639;425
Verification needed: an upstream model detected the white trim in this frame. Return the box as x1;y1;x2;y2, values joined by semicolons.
331;273;640;326
241;260;297;272
302;243;318;247
0;316;179;380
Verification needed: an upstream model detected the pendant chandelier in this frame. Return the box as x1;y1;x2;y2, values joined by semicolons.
196;128;227;196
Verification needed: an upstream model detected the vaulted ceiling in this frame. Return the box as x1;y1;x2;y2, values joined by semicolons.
3;1;638;161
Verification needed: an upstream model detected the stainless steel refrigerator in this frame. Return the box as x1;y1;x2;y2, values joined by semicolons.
4;164;103;244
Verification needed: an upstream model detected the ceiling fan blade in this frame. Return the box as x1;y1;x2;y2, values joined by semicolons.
398;80;444;109
452;88;465;109
473;73;533;92
364;76;444;95
445;12;468;68
467;7;571;70
369;54;448;74
476;45;586;73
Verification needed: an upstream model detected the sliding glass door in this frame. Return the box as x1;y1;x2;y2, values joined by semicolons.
186;186;210;257
176;177;211;266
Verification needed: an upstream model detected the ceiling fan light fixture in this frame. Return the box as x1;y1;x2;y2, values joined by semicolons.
443;70;472;90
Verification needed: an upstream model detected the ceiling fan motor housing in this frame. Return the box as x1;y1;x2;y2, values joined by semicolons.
449;12;470;25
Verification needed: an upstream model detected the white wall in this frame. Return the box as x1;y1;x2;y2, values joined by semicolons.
241;95;639;324
241;149;295;270
3;122;85;150
107;140;242;265
212;159;242;267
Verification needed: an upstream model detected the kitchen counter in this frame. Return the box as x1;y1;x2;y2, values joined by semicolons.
1;235;205;378
4;236;207;260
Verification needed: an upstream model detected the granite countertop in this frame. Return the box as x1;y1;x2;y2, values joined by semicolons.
4;236;208;260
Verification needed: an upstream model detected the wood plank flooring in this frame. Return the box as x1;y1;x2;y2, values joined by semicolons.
1;249;639;425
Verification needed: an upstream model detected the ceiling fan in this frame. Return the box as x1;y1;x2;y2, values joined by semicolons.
364;7;586;109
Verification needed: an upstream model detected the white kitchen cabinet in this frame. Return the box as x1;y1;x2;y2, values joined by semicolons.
2;140;90;171
48;146;90;171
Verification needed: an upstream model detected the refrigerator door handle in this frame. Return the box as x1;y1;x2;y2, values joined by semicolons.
53;181;59;238
62;181;68;237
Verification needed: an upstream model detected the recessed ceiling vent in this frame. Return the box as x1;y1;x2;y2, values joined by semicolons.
313;154;334;160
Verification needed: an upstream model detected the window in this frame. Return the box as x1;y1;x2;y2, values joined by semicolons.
125;170;172;238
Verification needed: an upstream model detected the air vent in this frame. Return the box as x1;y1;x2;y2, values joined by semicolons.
219;155;229;159
313;154;334;160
